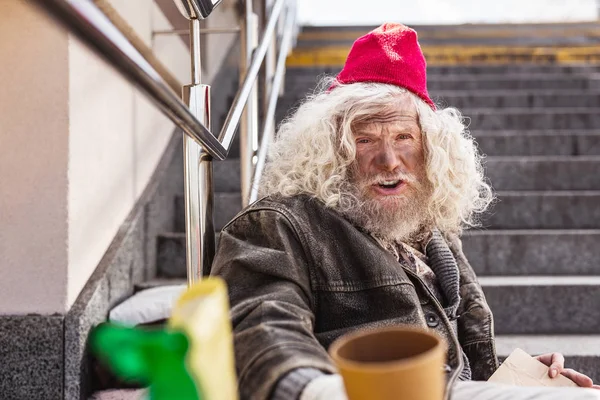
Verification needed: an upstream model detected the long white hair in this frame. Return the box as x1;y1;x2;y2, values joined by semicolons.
259;78;494;235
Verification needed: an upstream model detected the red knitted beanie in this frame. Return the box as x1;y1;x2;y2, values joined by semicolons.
332;23;435;109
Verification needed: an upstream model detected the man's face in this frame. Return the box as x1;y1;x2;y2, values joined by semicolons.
345;94;431;241
352;96;426;206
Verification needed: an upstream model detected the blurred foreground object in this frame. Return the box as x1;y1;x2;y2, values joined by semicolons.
329;326;447;400
90;278;237;400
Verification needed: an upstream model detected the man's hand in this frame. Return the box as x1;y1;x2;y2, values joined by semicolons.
535;353;600;389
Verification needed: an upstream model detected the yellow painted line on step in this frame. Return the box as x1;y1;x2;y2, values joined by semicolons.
298;27;600;42
286;45;600;67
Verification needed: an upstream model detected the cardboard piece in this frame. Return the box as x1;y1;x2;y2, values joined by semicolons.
488;348;577;388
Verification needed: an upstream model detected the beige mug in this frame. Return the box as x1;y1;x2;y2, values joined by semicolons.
328;325;447;400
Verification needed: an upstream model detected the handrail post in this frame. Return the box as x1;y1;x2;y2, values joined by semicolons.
239;0;260;207
183;18;215;284
262;0;277;159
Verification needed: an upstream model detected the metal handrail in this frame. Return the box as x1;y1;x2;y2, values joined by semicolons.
33;0;227;160
33;0;292;160
250;6;296;203
218;0;285;151
33;0;297;281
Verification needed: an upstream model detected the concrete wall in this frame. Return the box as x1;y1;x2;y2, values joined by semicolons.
0;0;237;314
0;2;70;314
66;0;189;308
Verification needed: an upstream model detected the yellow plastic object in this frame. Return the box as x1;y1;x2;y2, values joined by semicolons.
169;277;239;400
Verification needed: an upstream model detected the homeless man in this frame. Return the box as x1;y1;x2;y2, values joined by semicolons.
211;23;600;400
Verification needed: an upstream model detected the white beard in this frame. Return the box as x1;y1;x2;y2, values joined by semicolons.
337;172;433;243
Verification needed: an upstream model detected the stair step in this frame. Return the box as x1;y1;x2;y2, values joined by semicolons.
134;278;186;292
175;193;242;232
496;335;600;358
156;232;600;334
157;232;186;278
463;229;600;276
495;335;600;382
286;65;600;78
287;74;600;92
485;156;600;190
156;232;223;278
481;191;600;229
215;154;600;192
428;64;600;76
280;68;600;112
433;90;600;109
298;36;600;51
476;132;600;156
277;106;600;130
472;129;600;137
157;235;600;334
176;190;600;231
467;108;600;130
157;229;600;277
213;159;241;193
429;75;599;91
481;276;600;335
287;72;596;83
215;156;600;192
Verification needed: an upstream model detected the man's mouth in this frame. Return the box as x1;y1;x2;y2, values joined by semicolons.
370;179;406;195
377;179;402;189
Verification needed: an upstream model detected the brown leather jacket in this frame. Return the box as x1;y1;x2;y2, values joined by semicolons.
211;195;499;400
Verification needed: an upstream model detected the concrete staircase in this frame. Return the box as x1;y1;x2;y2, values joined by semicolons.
437;66;600;375
150;26;600;382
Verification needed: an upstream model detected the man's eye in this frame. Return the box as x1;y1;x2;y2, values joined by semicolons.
357;138;371;144
397;134;412;140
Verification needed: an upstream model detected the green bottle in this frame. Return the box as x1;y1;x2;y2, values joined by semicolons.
89;322;203;400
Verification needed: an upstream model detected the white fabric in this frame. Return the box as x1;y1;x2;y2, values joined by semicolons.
300;374;347;400
108;285;186;325
89;389;146;400
299;374;600;400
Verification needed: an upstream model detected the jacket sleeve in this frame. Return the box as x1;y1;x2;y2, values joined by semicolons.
211;207;337;400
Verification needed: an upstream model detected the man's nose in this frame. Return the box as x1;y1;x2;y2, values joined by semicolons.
374;143;401;171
